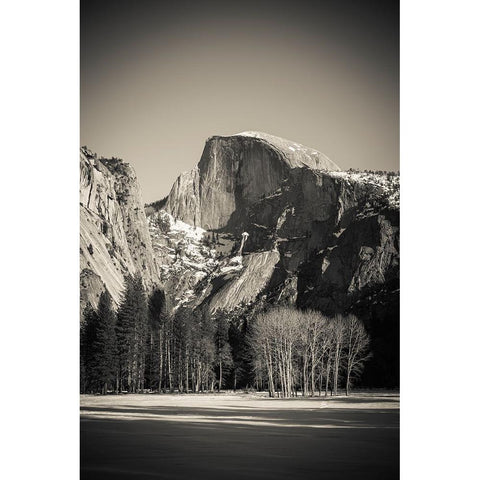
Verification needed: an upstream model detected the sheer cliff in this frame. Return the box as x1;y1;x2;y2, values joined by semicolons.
162;132;341;230
80;147;159;312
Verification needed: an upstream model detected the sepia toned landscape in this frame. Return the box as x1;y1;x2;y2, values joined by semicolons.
80;130;399;479
81;1;399;479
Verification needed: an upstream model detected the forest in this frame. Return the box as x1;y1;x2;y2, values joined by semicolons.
80;274;371;397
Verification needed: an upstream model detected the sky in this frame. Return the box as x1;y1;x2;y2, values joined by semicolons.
81;0;399;203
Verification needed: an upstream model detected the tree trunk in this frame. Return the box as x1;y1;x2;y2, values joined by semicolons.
325;359;331;397
345;366;351;396
310;365;315;397
310;351;316;397
266;348;275;398
303;356;308;397
167;340;173;392
219;360;222;392
158;329;163;392
333;343;340;396
178;350;183;392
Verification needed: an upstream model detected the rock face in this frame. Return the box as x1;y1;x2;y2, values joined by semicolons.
201;250;281;313
163;132;341;230
79;147;159;312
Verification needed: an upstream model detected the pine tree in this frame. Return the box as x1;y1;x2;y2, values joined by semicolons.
146;288;167;391
133;273;149;391
192;310;215;392
116;273;149;392
80;302;98;393
215;312;233;391
90;291;117;394
228;317;248;391
116;276;135;392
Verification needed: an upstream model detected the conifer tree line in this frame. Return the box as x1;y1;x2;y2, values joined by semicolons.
81;273;150;394
81;277;370;396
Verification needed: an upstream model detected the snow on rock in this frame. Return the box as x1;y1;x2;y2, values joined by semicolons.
147;210;281;312
219;255;244;274
148;210;219;306
328;170;399;211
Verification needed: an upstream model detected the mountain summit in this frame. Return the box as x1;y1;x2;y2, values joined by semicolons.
233;131;341;171
163;132;341;230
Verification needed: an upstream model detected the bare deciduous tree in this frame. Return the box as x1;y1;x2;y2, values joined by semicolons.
344;314;371;395
331;314;346;396
248;307;371;397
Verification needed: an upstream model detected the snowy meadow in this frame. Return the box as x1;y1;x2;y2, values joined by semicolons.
81;392;399;480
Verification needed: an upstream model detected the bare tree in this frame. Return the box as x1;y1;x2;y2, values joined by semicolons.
297;310;328;396
331;314;346;396
248;307;299;398
307;311;328;396
344;314;371;395
248;311;276;397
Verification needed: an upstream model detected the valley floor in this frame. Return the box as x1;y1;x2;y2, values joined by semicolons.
80;392;399;480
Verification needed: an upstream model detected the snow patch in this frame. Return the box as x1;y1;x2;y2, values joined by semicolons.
148;210;220;307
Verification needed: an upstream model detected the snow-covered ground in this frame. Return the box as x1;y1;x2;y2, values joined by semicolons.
81;391;399;417
81;392;399;479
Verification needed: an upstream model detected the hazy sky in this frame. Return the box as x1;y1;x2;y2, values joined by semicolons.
81;0;399;203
